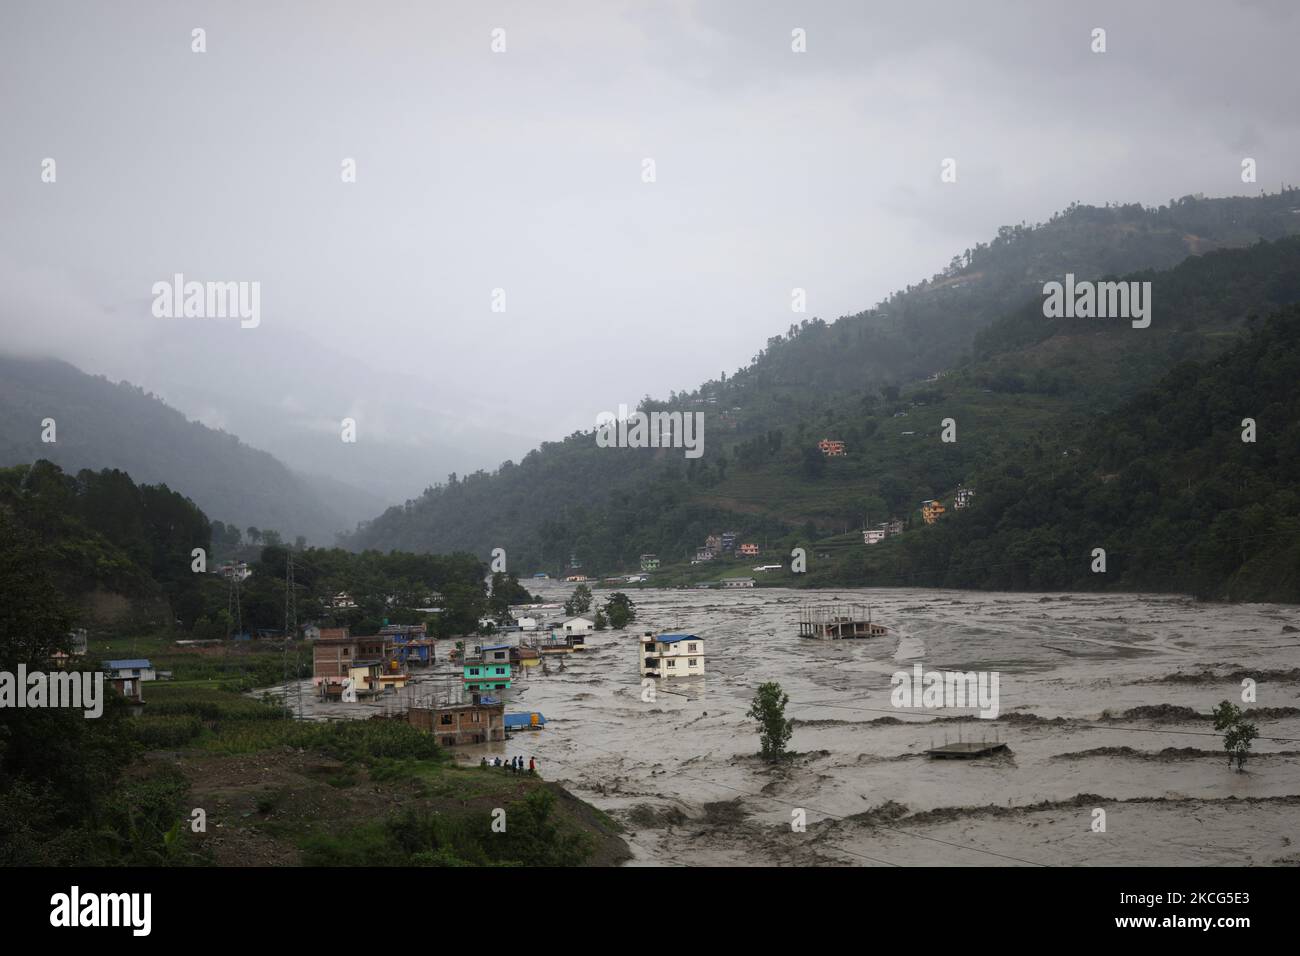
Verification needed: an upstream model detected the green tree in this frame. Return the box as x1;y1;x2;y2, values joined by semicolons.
747;681;793;761
801;445;826;479
564;584;593;616
604;592;636;630
1212;700;1259;772
488;571;531;624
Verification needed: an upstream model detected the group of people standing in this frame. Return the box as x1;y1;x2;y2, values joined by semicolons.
482;754;536;774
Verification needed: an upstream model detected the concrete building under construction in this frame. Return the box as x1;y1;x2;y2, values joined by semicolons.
798;604;888;640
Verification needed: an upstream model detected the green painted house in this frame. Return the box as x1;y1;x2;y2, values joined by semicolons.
463;644;512;692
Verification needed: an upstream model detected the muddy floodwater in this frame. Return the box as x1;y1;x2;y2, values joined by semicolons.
293;586;1300;866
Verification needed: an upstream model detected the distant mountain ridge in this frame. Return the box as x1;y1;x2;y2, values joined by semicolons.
343;190;1300;576
0;355;358;543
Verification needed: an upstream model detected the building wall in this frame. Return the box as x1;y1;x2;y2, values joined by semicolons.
410;704;505;744
640;638;705;677
314;641;364;679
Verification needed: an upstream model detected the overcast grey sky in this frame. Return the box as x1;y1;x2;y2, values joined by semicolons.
3;0;1298;500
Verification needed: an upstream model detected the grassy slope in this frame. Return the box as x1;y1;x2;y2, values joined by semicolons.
101;635;630;867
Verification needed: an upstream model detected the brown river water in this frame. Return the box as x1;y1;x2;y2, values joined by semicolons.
286;584;1300;866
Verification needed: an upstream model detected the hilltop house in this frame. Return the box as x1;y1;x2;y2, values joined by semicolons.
738;543;760;557
102;659;156;703
720;531;737;552
955;486;976;509
694;547;716;563
52;629;89;669
818;438;846;456
705;534;722;553
640;554;660;571
218;561;252;582
921;500;946;525
863;527;887;545
639;633;705;678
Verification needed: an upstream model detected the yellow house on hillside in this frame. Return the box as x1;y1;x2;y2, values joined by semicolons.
921;499;946;525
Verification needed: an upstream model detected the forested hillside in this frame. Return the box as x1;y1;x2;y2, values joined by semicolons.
711;190;1300;403
346;192;1300;588
0;356;353;544
834;305;1300;601
0;459;501;639
0;461;210;632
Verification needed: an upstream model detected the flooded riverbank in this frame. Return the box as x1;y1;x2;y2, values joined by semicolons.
287;586;1300;866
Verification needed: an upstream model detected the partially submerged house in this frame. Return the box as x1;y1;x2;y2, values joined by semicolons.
639;633;705;678
463;645;512;692
380;623;434;666
510;644;541;669
561;617;593;650
313;633;398;699
407;694;506;746
528;632;575;655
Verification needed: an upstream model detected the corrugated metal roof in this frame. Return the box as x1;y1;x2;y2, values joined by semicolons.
103;659;153;669
656;634;698;644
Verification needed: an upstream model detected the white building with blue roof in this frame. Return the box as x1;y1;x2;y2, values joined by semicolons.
102;658;156;702
639;632;705;678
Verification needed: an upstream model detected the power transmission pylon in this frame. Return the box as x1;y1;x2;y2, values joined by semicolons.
283;550;302;719
227;574;243;639
225;573;243;675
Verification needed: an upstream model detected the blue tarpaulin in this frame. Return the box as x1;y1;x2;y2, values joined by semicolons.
504;712;546;729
